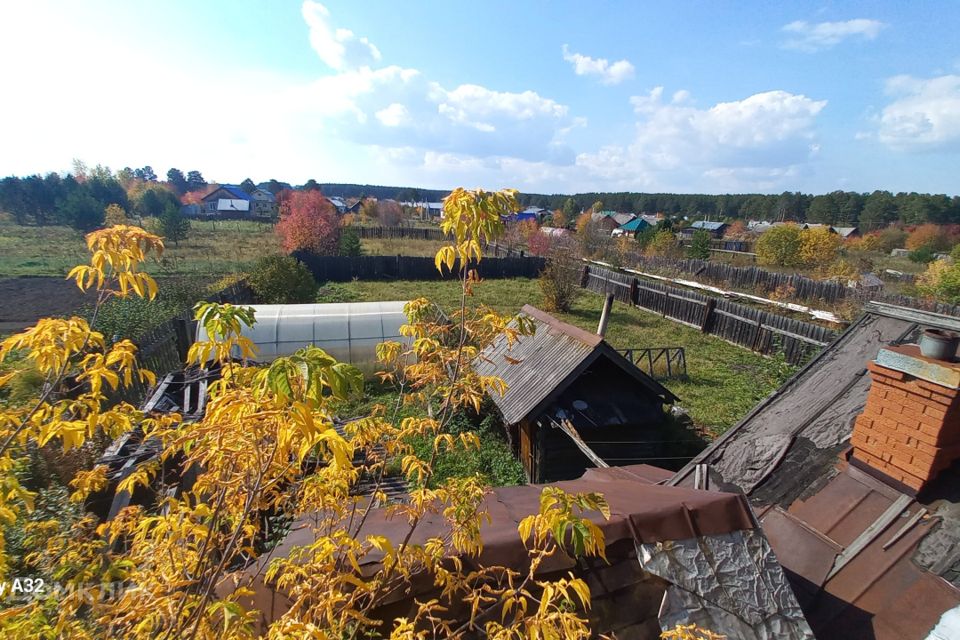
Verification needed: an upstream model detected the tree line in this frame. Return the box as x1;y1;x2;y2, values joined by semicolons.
3;164;960;231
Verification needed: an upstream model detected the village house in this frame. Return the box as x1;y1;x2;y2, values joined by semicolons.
249;188;277;217
611;216;651;237
681;220;728;238
199;184;251;216
591;210;637;233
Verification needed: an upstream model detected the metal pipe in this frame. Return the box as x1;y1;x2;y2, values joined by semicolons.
597;294;614;337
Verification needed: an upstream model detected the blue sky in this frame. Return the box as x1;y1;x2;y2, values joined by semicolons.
1;1;959;195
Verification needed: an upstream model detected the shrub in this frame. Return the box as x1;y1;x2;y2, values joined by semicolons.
876;227;908;253
248;255;318;304
799;226;841;266
338;226;362;256
646;230;682;258
755;224;803;267
539;239;580;312
906;223;951;252
917;260;960;303
909;246;936;264
103;203;127;227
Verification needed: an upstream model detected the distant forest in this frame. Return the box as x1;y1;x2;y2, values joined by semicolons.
2;163;959;231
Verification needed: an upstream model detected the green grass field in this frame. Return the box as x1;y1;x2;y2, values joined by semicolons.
315;278;795;435
0;218;449;276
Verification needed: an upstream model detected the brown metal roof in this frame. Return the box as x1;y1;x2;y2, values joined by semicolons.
224;468;756;629
670;302;960;639
474;304;676;425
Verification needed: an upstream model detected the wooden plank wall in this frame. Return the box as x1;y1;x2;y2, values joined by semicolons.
293;252;546;282
354;226;446;241
583;264;836;365
619;253;960;317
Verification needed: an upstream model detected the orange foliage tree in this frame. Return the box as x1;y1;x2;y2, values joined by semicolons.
275;190;340;255
906;224;953;252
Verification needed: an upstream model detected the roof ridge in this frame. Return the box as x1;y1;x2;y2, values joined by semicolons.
520;304;602;347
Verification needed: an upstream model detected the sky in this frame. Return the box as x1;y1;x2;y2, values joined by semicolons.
1;1;959;195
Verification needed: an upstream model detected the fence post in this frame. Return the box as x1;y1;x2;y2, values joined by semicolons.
700;298;716;333
397;254;402;279
173;316;191;361
629;278;639;306
580;265;590;288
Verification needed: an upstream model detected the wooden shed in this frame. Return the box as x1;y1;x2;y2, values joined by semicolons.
474;305;680;483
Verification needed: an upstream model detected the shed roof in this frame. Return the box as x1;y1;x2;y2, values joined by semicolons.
690;220;727;231
833;226;859;238
473;305;677;425
670;302;960;639
213;185;253;201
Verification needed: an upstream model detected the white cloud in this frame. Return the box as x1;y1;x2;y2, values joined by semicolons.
876;74;960;151
561;45;634;85
578;87;826;191
375;103;410;127
782;19;886;52
302;1;381;70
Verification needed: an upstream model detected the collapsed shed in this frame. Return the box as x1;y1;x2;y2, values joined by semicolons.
671;302;960;640
222;465;813;639
473;304;682;483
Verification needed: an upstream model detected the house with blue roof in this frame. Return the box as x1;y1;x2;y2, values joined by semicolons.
611;216;651;237
200;185;252;216
681;220;728;238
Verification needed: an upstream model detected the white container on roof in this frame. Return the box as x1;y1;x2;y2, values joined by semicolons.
194;302;410;374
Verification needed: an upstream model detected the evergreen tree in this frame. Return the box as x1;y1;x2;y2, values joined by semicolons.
687;229;712;259
159;202;190;246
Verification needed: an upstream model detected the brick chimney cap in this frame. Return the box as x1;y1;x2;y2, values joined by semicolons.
875;345;960;390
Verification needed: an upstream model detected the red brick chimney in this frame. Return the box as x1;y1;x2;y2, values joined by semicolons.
850;344;960;493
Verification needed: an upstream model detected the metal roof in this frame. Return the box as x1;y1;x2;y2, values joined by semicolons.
618;217;650;232
473;305;677;425
690;220;727;231
670;302;960;639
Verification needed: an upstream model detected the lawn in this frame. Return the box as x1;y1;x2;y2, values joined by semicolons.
0;218;282;277
315;278;796;435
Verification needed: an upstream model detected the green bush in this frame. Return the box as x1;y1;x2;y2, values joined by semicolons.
338;226;362;257
908;246;936;264
248;255;318;304
91;278;209;341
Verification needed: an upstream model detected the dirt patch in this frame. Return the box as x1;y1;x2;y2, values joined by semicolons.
0;276;99;333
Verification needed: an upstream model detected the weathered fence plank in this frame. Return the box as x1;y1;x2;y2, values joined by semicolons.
293;252;545;282
583;264;836;365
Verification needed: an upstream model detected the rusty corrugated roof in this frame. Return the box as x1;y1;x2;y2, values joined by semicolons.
474;305;676;425
670;302;960;640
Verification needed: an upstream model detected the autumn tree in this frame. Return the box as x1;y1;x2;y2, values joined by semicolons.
646;230;682;258
276;189;340;255
755;224;803;267
104;203;127;226
799;226;841;267
377;199;403;226
907;223;953;252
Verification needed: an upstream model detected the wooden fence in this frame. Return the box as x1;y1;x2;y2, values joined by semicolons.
293;252;545;282
112;282;254;406
354;226;445;241
583;264;836;365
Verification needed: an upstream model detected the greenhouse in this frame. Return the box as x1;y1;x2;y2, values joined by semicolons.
195;301;411;374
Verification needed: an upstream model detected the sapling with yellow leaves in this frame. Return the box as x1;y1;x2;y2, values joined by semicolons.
0;191;616;639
